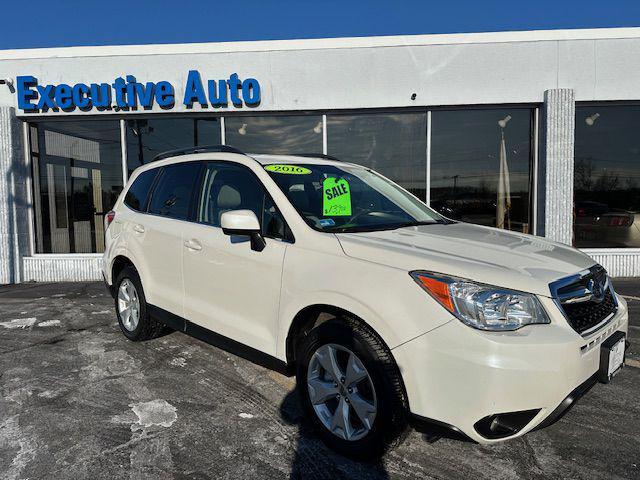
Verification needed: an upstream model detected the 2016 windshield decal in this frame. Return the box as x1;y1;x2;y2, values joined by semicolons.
16;70;261;113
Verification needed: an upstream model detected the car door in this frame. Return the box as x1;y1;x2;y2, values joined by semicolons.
181;161;290;356
130;161;202;317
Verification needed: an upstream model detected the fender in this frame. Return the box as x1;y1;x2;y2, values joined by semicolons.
106;248;155;304
276;290;395;362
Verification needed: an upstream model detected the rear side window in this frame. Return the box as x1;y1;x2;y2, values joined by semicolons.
124;169;158;211
148;162;201;220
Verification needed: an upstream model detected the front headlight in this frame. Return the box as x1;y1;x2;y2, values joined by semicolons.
410;271;550;331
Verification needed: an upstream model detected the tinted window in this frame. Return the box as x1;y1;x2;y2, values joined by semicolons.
327;113;427;201
31;120;123;254
126;118;221;174
198;163;288;239
430;108;534;233
148;162;201;220
574;105;640;248
124;169;158;211
225;115;323;154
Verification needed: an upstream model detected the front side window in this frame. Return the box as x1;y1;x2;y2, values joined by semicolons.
198;162;289;240
574;105;640;248
148;162;201;220
264;163;446;233
124;169;158;212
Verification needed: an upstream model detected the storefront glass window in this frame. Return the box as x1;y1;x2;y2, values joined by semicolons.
224;115;323;154
574;105;640;248
32;121;124;253
126;117;221;173
430;108;533;233
327;113;427;200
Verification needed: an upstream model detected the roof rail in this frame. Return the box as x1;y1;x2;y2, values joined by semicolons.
153;145;245;162
294;153;342;162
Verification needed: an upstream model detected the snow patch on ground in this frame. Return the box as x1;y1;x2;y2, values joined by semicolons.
6;388;33;404
238;413;254;419
0;318;37;329
37;319;61;327
37;390;58;399
170;357;186;367
130;399;177;429
0;416;38;480
91;310;111;315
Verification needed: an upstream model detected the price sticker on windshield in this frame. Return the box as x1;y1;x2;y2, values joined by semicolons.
265;164;312;175
323;177;352;216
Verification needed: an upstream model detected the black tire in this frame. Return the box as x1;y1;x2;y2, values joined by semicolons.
114;266;164;341
296;316;408;459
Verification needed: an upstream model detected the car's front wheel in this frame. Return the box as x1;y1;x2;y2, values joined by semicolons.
296;317;408;459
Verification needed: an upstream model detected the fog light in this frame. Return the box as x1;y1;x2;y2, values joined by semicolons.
474;409;541;439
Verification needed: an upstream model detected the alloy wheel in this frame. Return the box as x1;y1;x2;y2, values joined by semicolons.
307;343;377;441
117;279;140;332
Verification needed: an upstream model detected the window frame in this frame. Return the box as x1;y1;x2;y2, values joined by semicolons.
26;105;541;256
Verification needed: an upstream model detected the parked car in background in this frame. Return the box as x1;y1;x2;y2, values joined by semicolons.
574;200;640;248
103;147;629;458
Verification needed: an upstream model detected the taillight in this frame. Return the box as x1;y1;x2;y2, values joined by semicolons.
608;215;632;227
105;211;116;229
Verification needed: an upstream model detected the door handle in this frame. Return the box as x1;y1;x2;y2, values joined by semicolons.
133;224;145;233
184;239;202;251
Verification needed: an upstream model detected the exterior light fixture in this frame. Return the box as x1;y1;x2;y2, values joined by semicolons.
585;113;600;126
498;115;512;128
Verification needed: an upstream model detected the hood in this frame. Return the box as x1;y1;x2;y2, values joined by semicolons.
336;222;596;297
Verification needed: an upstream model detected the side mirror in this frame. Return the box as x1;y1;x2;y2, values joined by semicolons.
220;209;266;252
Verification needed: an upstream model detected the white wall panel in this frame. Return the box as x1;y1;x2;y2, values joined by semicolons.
23;254;102;282
0;29;638;116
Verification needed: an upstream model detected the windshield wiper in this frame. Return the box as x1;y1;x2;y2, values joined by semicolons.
384;219;454;230
330;220;444;233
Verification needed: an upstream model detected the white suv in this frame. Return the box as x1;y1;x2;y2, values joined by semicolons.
102;146;629;458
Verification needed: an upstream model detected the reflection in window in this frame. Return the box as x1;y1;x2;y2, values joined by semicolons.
224;115;323;154
32;121;123;253
430;109;533;233
574;106;640;248
327;113;427;200
126;117;220;173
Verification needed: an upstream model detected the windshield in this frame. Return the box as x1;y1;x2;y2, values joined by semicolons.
264;163;449;233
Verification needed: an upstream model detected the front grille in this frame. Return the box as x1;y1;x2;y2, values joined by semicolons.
551;265;618;335
561;289;616;334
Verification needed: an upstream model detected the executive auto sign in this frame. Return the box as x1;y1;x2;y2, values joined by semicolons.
15;70;261;113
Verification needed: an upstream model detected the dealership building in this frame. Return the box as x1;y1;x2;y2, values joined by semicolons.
1;27;640;284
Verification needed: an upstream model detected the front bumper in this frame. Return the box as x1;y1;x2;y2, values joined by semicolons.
392;294;629;444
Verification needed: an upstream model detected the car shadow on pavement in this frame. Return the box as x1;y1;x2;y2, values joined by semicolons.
279;389;390;480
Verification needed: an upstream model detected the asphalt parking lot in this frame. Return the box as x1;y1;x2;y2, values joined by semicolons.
0;281;639;480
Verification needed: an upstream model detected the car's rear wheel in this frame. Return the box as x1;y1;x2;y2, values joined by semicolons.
114;266;163;341
296;317;408;459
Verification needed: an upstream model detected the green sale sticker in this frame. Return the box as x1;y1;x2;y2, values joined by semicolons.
265;164;312;175
323;177;352;216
